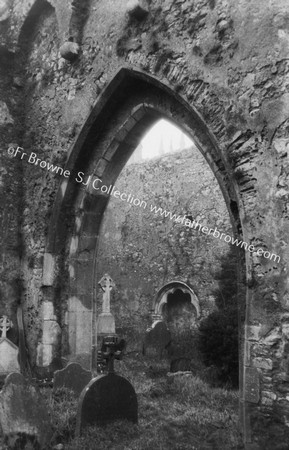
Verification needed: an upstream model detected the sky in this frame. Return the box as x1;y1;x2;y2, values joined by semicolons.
138;119;193;160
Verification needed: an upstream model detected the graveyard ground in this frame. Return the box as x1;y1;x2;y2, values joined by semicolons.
0;355;243;450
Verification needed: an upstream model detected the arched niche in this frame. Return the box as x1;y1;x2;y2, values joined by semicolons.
152;281;201;324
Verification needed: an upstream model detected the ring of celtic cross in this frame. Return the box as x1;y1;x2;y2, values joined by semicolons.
0;315;11;335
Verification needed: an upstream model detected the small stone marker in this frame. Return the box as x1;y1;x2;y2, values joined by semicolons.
143;321;171;358
76;373;138;435
53;362;92;396
0;372;52;449
0;315;20;376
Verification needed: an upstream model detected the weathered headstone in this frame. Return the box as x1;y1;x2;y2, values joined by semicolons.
143;321;171;358
53;362;92;396
60;42;80;61
0;373;52;449
97;274;116;335
170;357;192;373
0;315;20;376
76;373;138;435
4;372;24;386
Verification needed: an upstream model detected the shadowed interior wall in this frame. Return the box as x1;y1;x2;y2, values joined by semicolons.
95;145;234;351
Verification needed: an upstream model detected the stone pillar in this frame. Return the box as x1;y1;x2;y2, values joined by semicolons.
36;302;61;367
66;296;92;368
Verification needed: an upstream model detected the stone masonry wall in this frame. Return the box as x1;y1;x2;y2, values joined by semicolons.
0;45;24;343
0;0;289;447
96;146;233;350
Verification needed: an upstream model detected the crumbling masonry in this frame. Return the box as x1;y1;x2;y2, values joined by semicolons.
0;0;289;448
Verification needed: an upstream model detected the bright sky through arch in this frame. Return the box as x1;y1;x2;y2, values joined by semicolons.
128;119;194;164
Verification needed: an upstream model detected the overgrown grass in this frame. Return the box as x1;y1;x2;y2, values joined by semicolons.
0;356;243;449
44;355;243;450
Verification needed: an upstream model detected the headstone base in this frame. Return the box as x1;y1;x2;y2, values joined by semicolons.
97;313;115;334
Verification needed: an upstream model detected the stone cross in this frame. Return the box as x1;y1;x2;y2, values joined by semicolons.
0;315;11;338
98;274;115;314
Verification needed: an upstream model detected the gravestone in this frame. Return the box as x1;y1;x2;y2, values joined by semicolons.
53;362;92;396
0;372;52;449
0;315;20;376
170;357;193;373
4;372;24;386
97;274;116;335
76;373;138;436
143;321;171;358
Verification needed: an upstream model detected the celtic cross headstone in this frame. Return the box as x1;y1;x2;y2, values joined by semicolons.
96;274;116;335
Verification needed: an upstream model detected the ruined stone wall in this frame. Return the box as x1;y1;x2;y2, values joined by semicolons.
0;0;288;447
17;2;62;365
0;48;23;340
96;146;233;349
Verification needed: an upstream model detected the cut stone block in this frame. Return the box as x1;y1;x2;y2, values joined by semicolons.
0;101;13;125
42;320;61;345
42;253;55;286
43;301;56;321
36;343;53;367
253;357;273;370
97;312;116;335
0;0;9;21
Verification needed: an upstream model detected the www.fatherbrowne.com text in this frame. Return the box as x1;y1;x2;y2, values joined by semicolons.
7;146;281;263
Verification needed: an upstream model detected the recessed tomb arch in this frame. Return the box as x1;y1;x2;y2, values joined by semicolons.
152;281;201;323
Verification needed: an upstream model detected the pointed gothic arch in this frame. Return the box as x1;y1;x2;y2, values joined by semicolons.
152;281;201;323
41;67;246;437
44;67;245;363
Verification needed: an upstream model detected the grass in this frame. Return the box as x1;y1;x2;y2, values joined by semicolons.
49;355;243;450
0;355;244;449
